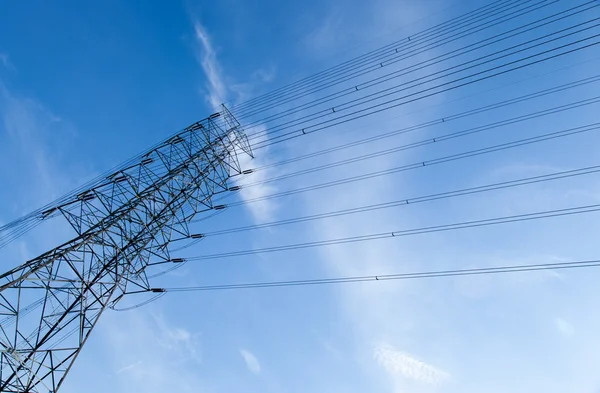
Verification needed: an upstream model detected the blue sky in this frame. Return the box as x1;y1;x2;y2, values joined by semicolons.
1;1;600;392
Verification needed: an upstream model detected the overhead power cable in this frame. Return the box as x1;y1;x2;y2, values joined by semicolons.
196;165;600;237
218;0;469;112
231;0;513;111
227;123;600;207
232;0;520;112
1;2;595;249
238;96;600;189
6;105;591;251
240;1;597;130
158;259;600;292
248;24;600;148
233;0;545;114
175;204;600;261
249;34;600;152
240;71;600;173
2;2;590;248
244;74;600;173
238;0;578;123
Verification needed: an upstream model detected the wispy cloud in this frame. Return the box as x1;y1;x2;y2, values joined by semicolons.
0;80;83;256
374;345;449;386
252;66;276;84
191;19;278;223
153;312;201;363
304;11;344;55
0;82;62;197
193;21;227;109
232;125;279;223
98;310;203;393
116;360;143;375
555;318;575;338
240;348;261;375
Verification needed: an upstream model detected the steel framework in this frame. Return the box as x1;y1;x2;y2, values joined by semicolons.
0;105;252;393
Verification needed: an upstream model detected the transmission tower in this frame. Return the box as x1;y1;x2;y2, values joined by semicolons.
0;105;252;393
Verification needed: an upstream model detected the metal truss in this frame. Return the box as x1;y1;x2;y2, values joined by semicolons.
0;105;252;393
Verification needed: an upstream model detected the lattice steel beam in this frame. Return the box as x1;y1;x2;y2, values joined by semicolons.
0;105;252;393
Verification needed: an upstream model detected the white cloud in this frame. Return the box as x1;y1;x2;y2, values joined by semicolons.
153;312;201;363
116;361;143;375
240;348;261;375
232;124;279;223
555;318;575;338
374;345;449;386
94;310;204;393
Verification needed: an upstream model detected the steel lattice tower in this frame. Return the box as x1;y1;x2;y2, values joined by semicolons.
0;105;253;393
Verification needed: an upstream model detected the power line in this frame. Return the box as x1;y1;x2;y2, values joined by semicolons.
227;123;600;207
3;1;599;388
248;75;600;173
239;0;583;125
5;92;594;250
0;1;535;242
233;0;545;115
242;2;596;134
241;66;600;172
249;34;600;151
237;96;600;189
2;5;597;248
217;0;469;113
176;203;600;261
195;165;600;237
248;25;600;148
156;259;600;292
230;0;513;110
